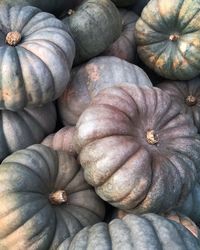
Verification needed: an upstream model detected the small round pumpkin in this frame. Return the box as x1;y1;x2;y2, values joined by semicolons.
57;213;200;249
0;144;105;249
0;103;56;162
0;4;75;111
157;78;200;133
62;0;122;65
135;0;200;80
75;85;200;213
57;56;152;126
42;126;76;156
103;9;138;63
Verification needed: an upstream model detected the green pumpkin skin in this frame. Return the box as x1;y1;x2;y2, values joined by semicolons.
0;5;75;111
62;0;122;65
0;103;56;162
57;214;200;249
135;0;200;80
0;144;105;250
0;0;82;16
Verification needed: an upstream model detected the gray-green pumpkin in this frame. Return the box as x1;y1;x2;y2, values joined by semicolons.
62;0;122;65
0;4;75;111
135;0;200;80
0;103;56;162
0;144;105;249
57;213;200;249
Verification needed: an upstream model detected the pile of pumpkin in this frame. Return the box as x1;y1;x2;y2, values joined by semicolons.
0;0;200;249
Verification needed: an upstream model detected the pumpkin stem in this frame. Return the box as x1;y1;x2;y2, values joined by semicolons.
146;130;158;145
169;34;180;41
186;95;197;106
6;31;21;46
68;9;75;16
49;190;67;205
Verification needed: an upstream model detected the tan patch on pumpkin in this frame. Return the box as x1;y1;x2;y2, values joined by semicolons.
86;64;100;82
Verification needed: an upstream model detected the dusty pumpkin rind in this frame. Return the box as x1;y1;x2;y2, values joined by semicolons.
0;144;105;250
57;56;153;126
57;213;200;249
135;0;200;80
74;85;200;214
157;77;200;133
62;0;122;64
0;4;75;111
0;103;56;162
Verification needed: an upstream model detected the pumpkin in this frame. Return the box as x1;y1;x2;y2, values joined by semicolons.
135;0;200;80
114;210;200;238
0;144;105;249
57;56;153;126
0;4;75;111
57;213;200;249
0;103;56;162
111;0;135;7
42;126;76;156
157;78;200;133
102;9;138;63
0;0;82;16
62;0;122;65
176;182;200;226
75;85;200;213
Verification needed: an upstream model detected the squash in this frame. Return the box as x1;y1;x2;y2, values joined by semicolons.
103;9;138;63
57;214;200;249
157;78;200;132
62;0;122;65
75;85;200;213
135;0;200;80
0;0;82;16
57;56;153;126
175;182;200;226
114;210;200;238
0;4;75;111
42;126;76;156
0;103;56;162
111;0;135;7
0;144;105;249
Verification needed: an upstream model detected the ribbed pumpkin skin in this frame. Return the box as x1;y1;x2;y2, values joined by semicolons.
111;0;135;7
0;0;82;16
42;126;76;156
0;103;56;162
0;5;75;111
62;0;122;65
176;182;200;225
0;145;105;250
157;78;200;133
75;85;200;213
57;56;152;126
103;9;138;63
57;214;200;249
135;0;200;80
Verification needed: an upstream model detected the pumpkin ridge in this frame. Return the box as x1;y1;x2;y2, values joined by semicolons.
181;8;200;33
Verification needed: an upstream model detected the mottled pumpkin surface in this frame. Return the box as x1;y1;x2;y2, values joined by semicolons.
135;0;200;80
0;103;56;162
58;56;152;126
42;126;76;156
103;9;138;63
0;144;105;250
0;0;82;16
75;85;200;213
57;214;200;249
62;0;122;64
0;5;75;111
158;77;200;132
